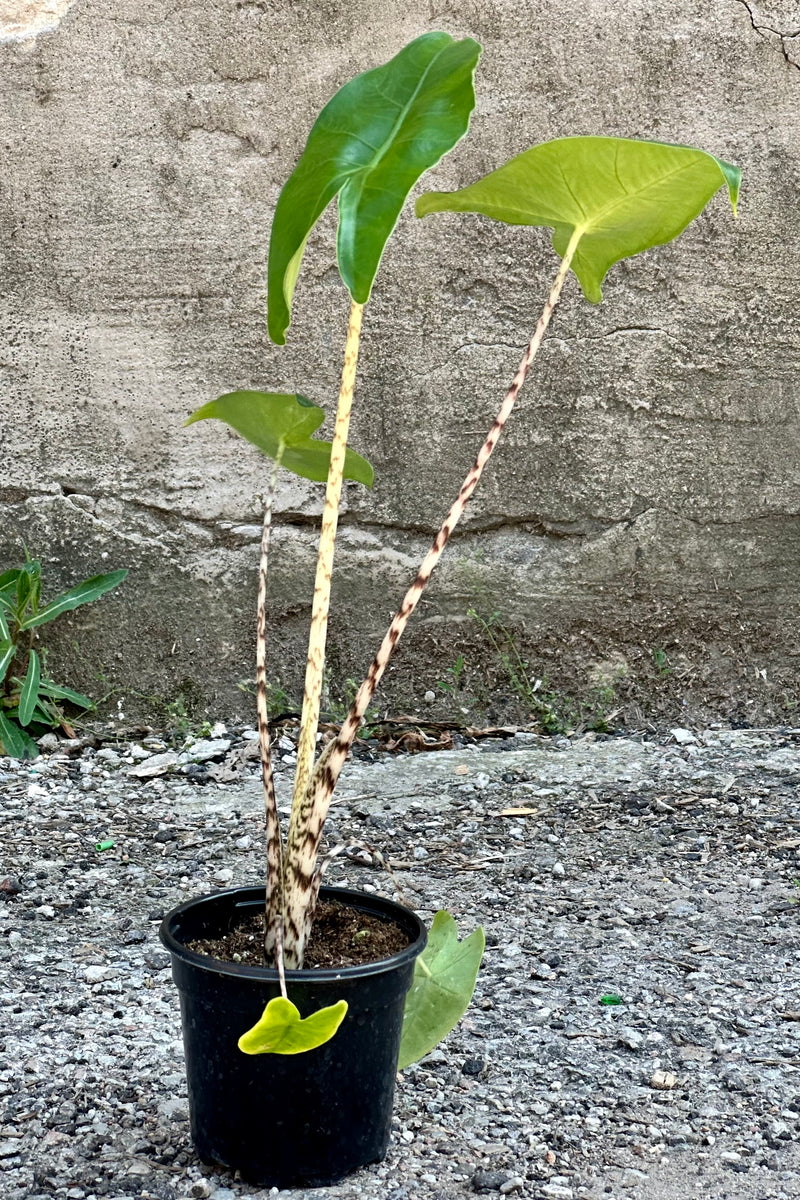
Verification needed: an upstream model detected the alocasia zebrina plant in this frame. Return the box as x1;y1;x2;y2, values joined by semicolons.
187;34;485;1055
189;43;740;1059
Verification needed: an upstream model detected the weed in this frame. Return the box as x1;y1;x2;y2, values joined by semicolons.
653;647;671;678
238;677;295;720
436;653;466;696
165;695;213;742
0;556;127;757
581;683;621;733
468;607;571;734
322;672;380;734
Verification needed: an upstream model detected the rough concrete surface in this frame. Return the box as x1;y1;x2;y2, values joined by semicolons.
1;1;799;723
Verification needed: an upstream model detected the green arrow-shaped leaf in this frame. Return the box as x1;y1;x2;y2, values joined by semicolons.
19;570;128;632
398;910;485;1070
268;32;481;344
18;649;41;727
186;390;374;486
238;996;348;1055
417;136;741;303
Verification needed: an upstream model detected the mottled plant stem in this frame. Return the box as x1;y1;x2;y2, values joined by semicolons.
283;299;364;965
289;232;582;964
257;454;285;963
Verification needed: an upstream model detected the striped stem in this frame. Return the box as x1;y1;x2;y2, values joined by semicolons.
286;232;582;964
283;299;364;965
256;454;285;962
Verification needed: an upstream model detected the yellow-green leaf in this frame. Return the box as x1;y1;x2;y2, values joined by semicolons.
186;390;374;486
417;136;741;303
238;997;348;1055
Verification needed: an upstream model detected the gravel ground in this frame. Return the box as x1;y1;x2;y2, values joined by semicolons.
3;723;800;1200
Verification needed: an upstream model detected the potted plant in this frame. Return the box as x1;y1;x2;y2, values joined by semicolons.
160;33;486;1189
159;33;741;1189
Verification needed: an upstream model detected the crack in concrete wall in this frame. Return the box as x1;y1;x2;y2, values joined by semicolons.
737;0;800;70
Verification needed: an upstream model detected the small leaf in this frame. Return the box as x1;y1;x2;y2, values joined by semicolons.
0;572;17;628
19;570;128;631
37;680;94;710
15;561;39;619
238;997;348;1055
187;391;374;486
268;32;481;343
417;136;741;303
398;910;485;1070
282;440;373;487
0;641;15;685
0;711;39;759
18;649;41;727
186;391;324;453
0;569;21;593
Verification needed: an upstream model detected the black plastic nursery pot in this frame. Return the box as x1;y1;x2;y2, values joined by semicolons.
159;885;427;1188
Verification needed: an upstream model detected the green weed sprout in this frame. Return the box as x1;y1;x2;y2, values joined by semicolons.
0;558;127;757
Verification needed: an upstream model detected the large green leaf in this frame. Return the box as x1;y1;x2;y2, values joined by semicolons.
398;910;485;1069
186;391;374;486
268;32;481;343
238;997;348;1055
19;570;128;631
18;649;40;727
417;136;741;303
0;711;38;759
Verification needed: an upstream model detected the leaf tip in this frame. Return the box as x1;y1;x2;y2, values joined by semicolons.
716;157;741;219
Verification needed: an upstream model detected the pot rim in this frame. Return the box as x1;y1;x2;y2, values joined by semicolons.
159;883;427;983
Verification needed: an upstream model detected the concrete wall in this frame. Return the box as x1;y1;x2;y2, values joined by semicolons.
2;0;799;728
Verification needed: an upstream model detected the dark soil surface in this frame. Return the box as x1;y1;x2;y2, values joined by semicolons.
187;898;411;968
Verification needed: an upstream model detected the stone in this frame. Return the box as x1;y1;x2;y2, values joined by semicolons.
618;1026;644;1051
84;965;117;983
472;1169;512;1193
650;1070;678;1090
128;752;180;779
183;738;231;763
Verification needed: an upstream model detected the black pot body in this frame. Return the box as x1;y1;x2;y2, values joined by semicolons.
159;885;427;1187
